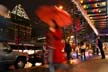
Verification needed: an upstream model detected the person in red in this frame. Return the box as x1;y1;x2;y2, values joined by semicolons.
46;21;67;72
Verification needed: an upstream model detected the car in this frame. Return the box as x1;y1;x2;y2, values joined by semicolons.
28;50;44;66
0;43;28;71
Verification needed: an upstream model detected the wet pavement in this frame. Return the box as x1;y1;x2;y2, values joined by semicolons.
68;54;108;72
13;54;108;72
43;54;108;72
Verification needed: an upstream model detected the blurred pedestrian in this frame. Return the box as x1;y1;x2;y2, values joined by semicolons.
75;43;80;58
96;36;105;59
95;39;99;55
46;21;67;72
64;39;72;64
80;41;86;61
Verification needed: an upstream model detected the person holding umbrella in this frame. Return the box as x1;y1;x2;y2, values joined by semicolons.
45;20;69;72
35;5;72;72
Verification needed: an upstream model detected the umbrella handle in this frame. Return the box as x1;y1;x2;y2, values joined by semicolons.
49;20;60;32
49;27;56;32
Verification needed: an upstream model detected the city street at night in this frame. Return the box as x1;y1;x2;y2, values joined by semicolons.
0;0;108;72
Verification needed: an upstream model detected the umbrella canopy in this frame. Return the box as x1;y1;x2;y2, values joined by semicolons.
35;5;73;27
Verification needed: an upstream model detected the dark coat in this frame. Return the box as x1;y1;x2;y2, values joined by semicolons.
64;43;71;53
97;39;103;48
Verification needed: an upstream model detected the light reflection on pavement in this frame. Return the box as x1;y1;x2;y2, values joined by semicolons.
15;54;108;72
68;54;108;72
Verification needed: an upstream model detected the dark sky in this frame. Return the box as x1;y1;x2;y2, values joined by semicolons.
0;0;59;10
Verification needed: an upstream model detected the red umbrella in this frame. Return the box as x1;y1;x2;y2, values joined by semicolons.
35;5;73;27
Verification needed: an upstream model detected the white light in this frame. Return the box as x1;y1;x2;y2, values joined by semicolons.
58;5;63;9
23;49;28;53
70;36;74;38
90;17;93;19
37;37;46;40
19;50;23;52
35;63;42;66
98;10;101;13
11;4;30;19
28;50;34;54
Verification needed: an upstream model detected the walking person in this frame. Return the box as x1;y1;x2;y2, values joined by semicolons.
80;41;86;61
46;22;68;72
64;39;72;64
96;36;105;59
95;39;99;55
75;43;80;59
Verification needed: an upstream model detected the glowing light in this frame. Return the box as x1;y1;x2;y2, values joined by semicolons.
35;63;42;66
94;3;98;7
28;50;34;54
11;4;30;19
80;0;84;3
37;37;46;40
70;35;74;39
24;62;32;68
90;17;93;19
19;50;23;52
83;5;87;9
23;49;28;53
98;10;101;13
58;5;63;9
83;5;89;9
102;2;106;6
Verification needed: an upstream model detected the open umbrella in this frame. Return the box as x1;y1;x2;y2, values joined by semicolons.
35;5;73;27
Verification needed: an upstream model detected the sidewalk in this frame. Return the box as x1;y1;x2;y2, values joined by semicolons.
68;54;108;72
44;54;108;72
12;54;108;72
